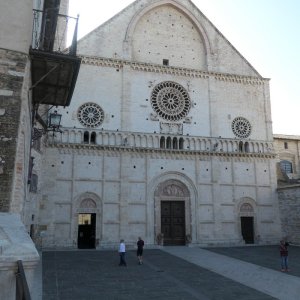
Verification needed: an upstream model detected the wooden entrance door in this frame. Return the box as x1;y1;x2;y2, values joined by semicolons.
78;213;96;249
241;217;254;244
161;201;185;245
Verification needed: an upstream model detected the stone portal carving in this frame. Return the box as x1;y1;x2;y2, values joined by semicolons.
155;179;190;197
80;199;97;209
240;203;254;213
162;184;184;197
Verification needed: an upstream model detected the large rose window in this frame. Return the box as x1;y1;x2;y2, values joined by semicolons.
151;81;191;122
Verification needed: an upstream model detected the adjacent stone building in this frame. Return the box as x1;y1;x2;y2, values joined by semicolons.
0;1;42;298
34;0;283;249
0;0;33;213
274;134;300;244
0;0;80;298
274;134;300;182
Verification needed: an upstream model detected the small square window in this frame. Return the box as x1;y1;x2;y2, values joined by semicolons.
163;59;169;66
284;142;288;149
280;160;293;173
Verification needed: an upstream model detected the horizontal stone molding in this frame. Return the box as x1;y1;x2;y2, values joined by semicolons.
79;55;267;85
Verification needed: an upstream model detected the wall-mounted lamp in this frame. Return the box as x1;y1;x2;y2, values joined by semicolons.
47;111;62;137
48;111;62;130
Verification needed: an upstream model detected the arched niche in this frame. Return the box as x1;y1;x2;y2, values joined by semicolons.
124;0;211;70
72;192;102;248
147;172;198;245
237;197;257;244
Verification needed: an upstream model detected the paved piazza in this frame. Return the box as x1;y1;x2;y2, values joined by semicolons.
42;246;300;300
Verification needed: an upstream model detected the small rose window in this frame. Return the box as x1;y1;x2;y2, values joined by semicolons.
232;117;252;138
77;102;104;128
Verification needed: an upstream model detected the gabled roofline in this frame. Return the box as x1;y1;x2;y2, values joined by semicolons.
188;0;263;78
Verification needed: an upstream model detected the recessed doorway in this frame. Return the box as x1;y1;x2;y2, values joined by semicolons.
78;213;96;249
241;216;254;244
161;201;186;245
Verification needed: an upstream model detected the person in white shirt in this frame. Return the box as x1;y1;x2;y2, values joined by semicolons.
119;239;126;266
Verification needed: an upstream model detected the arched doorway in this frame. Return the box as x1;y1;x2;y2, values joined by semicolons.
76;198;99;249
78;212;96;249
155;179;190;245
239;202;255;244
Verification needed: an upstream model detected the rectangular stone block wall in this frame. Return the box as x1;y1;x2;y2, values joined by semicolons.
0;48;27;211
37;145;281;248
278;186;300;244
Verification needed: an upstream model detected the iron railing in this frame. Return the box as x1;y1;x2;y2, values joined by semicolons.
16;260;31;300
32;9;78;54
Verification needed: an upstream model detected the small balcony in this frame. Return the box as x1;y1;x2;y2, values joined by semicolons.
29;8;81;107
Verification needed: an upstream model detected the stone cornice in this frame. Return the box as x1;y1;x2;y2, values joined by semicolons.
79;55;267;85
49;143;276;160
277;184;300;191
274;134;300;141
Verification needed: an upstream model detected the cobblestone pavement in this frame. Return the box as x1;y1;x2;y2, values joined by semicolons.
41;246;297;300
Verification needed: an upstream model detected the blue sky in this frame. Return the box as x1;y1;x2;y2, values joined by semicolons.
69;0;300;135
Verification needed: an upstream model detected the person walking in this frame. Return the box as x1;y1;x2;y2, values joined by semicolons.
119;239;126;266
137;237;144;265
280;240;289;272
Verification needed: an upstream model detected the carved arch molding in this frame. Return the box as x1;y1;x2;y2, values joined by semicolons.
239;198;256;217
80;198;97;209
75;193;101;214
155;179;190;197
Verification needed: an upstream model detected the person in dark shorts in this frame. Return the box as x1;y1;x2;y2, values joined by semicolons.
137;237;144;265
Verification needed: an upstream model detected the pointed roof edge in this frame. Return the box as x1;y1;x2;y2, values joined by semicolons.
78;0;265;79
77;0;141;44
188;0;263;78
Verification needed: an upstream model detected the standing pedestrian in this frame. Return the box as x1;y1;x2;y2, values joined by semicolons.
137;237;144;265
119;239;126;266
280;240;289;272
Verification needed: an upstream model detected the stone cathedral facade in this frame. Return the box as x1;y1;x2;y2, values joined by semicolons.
34;0;282;249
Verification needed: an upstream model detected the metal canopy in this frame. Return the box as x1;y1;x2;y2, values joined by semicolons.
30;49;81;107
